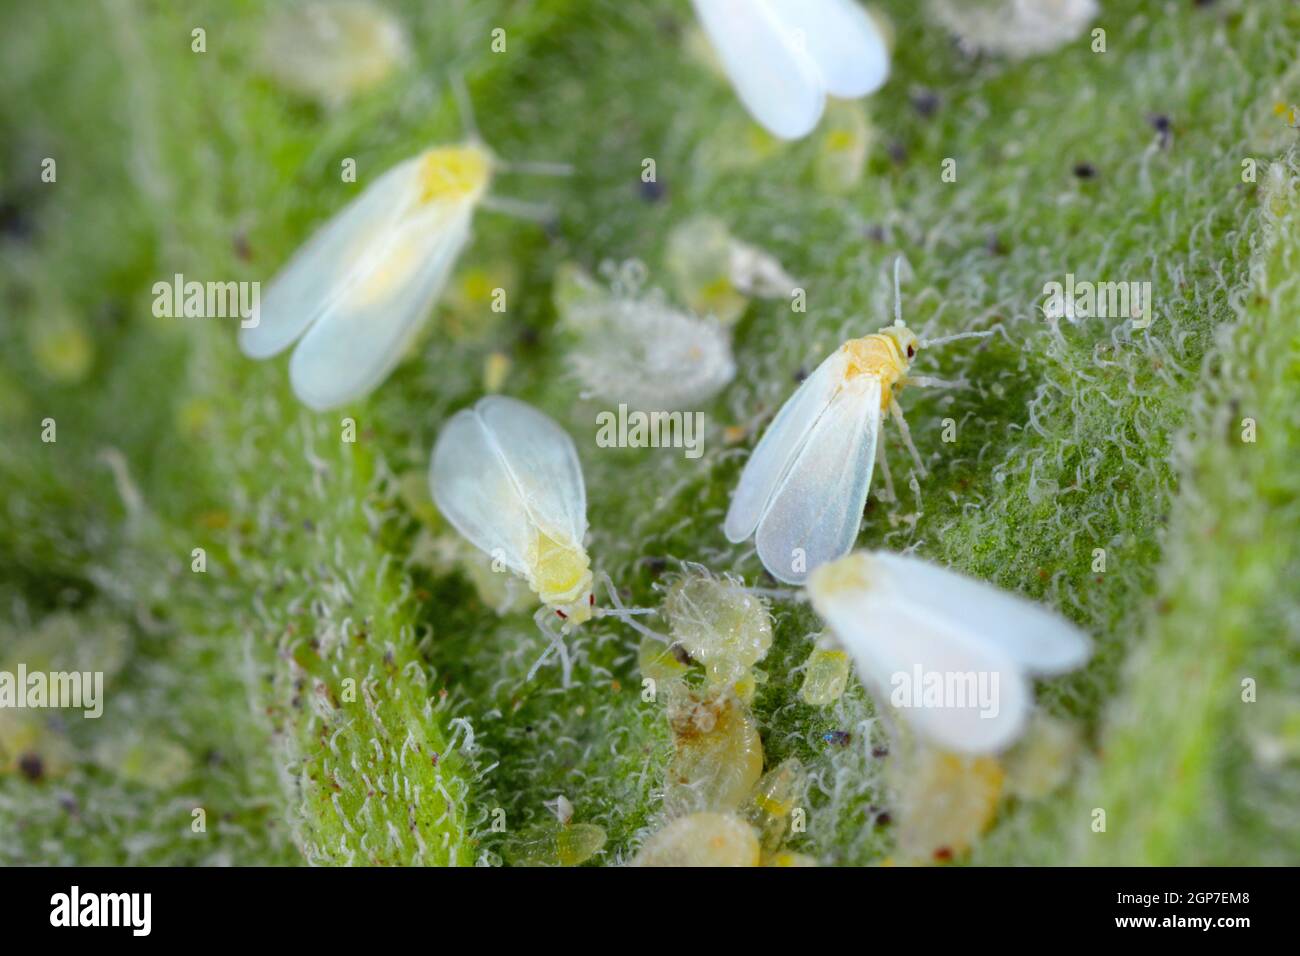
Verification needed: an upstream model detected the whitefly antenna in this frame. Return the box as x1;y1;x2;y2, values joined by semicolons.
497;159;574;177
449;73;480;143
893;255;903;326
920;327;1000;349
450;73;574;178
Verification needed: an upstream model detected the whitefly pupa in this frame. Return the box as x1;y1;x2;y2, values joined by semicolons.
257;0;411;109
554;260;736;411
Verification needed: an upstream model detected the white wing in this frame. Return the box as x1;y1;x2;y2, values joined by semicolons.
288;200;474;410
767;0;889;98
240;157;420;360
429;403;535;577
691;0;826;140
476;396;587;546
870;552;1091;675
754;375;880;584
809;563;1030;754
725;348;845;543
429;397;587;580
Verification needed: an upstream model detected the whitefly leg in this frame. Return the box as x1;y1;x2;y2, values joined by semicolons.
529;605;574;687
905;374;964;389
875;431;896;502
889;397;927;478
596;570;669;643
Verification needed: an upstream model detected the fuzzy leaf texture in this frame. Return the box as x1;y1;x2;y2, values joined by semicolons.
0;0;1296;865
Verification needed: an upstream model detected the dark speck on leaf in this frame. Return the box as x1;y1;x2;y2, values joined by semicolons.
985;231;1007;255
1149;113;1172;148
233;231;252;261
656;15;681;38
864;223;888;243
671;644;695;666
640;555;668;575
910;87;940;117
876;811;892;826
517;326;541;350
872;746;889;758
793;366;808;383
823;730;852;747
887;141;908;165
0;199;35;240
1073;161;1098;179
639;178;665;203
19;752;43;782
934;846;954;862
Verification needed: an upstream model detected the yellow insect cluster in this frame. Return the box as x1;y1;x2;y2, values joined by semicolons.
631;567;815;866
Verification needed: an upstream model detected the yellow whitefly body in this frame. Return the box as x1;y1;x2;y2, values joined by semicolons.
510;821;607;867
800;646;852;706
638;636;690;683
839;321;918;411
556;823;607;866
258;0;410;108
633;812;761;867
744;757;805;853
346;145;493;307
1002;715;1081;800
417;143;494;205
893;748;1004;862
529;531;594;625
664;685;764;816
814;100;872;193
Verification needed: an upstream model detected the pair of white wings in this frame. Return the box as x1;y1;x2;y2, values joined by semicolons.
809;552;1092;754
691;0;889;139
725;348;881;585
239;155;476;411
430;396;588;581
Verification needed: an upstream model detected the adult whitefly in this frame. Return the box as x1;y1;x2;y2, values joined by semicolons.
690;0;891;140
724;260;996;584
807;551;1091;754
242;144;494;410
